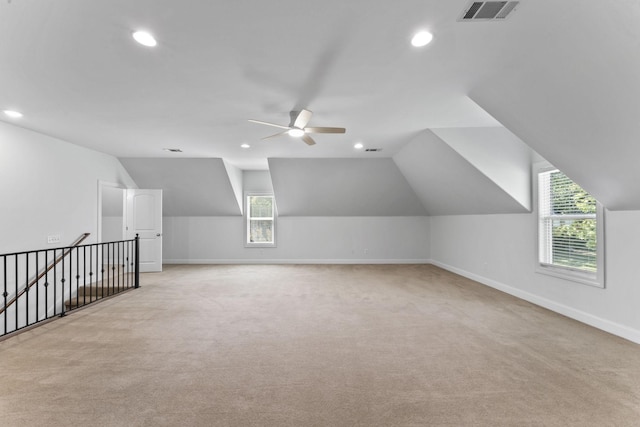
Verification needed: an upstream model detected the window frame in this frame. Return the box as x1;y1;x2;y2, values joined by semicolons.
535;164;605;288
244;192;277;248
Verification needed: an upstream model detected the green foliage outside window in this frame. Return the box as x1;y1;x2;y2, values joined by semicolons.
548;171;597;271
249;196;273;218
248;196;274;244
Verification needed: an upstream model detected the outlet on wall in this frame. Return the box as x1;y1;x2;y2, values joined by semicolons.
47;234;61;244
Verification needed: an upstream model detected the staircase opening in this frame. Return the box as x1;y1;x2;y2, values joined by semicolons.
0;235;140;339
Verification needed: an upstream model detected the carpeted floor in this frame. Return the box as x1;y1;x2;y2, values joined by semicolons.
1;264;639;426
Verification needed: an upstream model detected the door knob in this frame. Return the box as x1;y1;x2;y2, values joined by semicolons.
156;233;162;237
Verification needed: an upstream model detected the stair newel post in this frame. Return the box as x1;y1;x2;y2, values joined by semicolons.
134;234;140;289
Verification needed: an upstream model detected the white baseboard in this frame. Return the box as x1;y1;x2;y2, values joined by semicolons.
430;260;640;345
163;258;431;265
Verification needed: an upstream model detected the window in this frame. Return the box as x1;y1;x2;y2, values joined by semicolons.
246;194;276;247
537;168;604;287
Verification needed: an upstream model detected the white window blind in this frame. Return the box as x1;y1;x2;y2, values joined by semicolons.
538;169;598;277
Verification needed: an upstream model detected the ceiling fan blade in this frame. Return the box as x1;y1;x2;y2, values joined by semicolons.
261;131;288;140
301;134;316;146
304;127;346;134
248;119;290;130
293;109;313;129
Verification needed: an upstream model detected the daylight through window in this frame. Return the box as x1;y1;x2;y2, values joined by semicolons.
538;169;600;281
246;195;275;246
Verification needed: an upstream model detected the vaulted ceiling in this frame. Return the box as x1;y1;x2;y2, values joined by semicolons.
119;158;241;216
1;1;638;213
269;158;426;216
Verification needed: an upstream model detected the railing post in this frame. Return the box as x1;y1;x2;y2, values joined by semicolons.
134;234;140;289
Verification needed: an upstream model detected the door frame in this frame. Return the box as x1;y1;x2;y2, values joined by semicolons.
97;180;126;243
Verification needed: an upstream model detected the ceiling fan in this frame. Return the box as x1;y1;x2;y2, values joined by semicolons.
249;109;346;146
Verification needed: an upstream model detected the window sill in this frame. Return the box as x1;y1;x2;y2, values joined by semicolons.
536;264;604;288
245;243;277;248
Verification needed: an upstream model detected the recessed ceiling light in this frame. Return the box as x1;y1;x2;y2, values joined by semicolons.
133;31;157;47
411;31;433;47
3;110;23;119
288;129;305;138
354;142;364;149
241;143;251;149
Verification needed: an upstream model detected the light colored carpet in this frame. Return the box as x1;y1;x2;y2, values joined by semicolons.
1;264;639;426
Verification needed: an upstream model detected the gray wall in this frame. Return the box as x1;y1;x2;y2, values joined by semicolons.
0;122;135;253
162;170;430;263
430;211;640;344
163;216;430;264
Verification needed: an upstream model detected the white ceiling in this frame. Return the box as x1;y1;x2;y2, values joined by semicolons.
2;1;640;211
0;0;503;169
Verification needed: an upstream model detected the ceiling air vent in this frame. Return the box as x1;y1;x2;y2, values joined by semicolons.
459;1;519;21
365;148;382;152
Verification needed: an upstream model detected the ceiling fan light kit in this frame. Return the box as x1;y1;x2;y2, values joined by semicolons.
132;31;157;47
249;109;345;146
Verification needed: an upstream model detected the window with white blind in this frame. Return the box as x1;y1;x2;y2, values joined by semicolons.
537;168;604;287
245;194;276;247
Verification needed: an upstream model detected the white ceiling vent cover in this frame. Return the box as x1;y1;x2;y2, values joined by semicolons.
459;1;519;21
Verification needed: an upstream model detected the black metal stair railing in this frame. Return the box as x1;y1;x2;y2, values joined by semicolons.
0;235;139;338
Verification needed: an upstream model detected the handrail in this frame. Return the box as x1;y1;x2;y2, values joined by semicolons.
0;233;90;316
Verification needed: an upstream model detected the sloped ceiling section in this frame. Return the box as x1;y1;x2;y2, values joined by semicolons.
223;160;243;214
393;130;530;215
119;158;241;216
268;158;426;216
467;2;640;211
431;126;532;211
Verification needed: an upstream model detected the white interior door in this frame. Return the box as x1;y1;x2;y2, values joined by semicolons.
126;189;163;272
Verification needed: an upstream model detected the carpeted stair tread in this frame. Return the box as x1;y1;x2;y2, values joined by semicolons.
63;276;135;309
65;296;103;309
